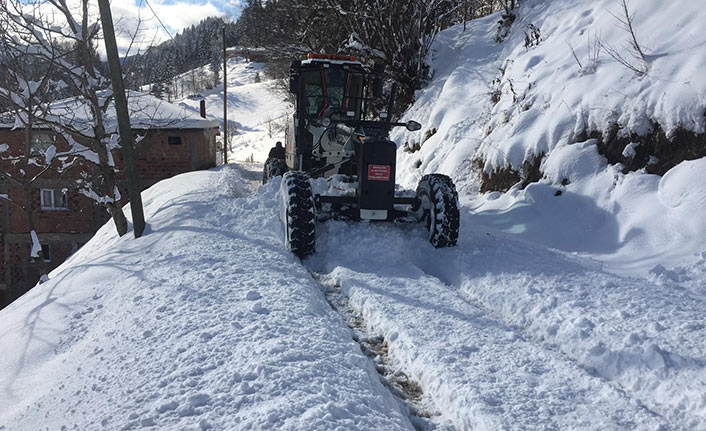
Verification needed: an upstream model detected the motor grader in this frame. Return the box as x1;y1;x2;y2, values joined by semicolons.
264;53;459;258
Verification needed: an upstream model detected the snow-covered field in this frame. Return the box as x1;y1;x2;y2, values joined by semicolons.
176;57;290;163
3;0;706;429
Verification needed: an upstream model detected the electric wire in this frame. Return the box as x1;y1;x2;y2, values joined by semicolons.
143;0;175;41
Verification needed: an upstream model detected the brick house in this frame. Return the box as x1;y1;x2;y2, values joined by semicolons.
0;94;219;307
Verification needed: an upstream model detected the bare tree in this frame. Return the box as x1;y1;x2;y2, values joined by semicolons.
236;0;459;111
0;3;82;282
0;0;143;236
335;0;459;111
602;0;648;75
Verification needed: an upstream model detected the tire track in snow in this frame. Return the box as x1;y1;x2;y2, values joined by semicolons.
307;219;668;430
310;272;451;431
405;258;669;424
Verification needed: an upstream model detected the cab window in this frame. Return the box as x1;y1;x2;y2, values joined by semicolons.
301;68;364;119
303;71;324;117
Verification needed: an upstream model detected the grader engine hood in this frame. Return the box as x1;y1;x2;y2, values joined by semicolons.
357;135;397;220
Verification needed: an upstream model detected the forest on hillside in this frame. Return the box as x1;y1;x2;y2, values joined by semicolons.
125;17;239;96
132;0;517;109
0;1;516;112
233;0;517;107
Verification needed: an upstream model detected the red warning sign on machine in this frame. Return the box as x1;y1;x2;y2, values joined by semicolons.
368;164;391;181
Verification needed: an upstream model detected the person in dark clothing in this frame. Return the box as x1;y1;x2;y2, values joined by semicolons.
263;142;288;184
268;141;285;159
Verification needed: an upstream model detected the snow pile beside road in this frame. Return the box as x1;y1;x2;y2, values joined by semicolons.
0;166;413;431
469;154;706;274
393;0;706;276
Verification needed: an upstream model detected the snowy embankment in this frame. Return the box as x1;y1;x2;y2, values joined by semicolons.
393;0;706;276
176;57;290;163
0;168;413;430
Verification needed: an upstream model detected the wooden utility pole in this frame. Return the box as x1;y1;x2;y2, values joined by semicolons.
222;26;228;164
96;0;146;238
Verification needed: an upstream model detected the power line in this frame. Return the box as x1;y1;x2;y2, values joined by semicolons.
143;0;175;41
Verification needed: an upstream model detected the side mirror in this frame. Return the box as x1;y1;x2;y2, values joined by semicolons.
405;120;422;131
289;60;301;94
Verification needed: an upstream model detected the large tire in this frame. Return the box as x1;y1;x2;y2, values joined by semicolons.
280;171;316;258
416;174;460;247
263;157;288;184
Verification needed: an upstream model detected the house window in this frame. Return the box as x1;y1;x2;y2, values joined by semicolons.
40;189;68;210
41;244;51;263
168;136;181;145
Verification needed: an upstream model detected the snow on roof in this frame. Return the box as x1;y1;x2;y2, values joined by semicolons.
0;91;219;130
301;58;363;67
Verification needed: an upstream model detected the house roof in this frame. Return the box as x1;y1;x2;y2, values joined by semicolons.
0;91;219;131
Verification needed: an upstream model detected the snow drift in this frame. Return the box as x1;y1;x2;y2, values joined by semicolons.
393;0;706;276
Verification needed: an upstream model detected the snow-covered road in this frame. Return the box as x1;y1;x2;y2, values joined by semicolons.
3;165;705;430
307;208;699;429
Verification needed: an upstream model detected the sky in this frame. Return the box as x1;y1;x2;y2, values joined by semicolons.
111;0;243;55
5;0;242;57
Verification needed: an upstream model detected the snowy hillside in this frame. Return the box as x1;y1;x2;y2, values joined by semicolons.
175;56;290;163
394;0;706;276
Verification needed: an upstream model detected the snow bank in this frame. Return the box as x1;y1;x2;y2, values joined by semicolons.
0;166;413;430
393;0;706;276
478;0;706;171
